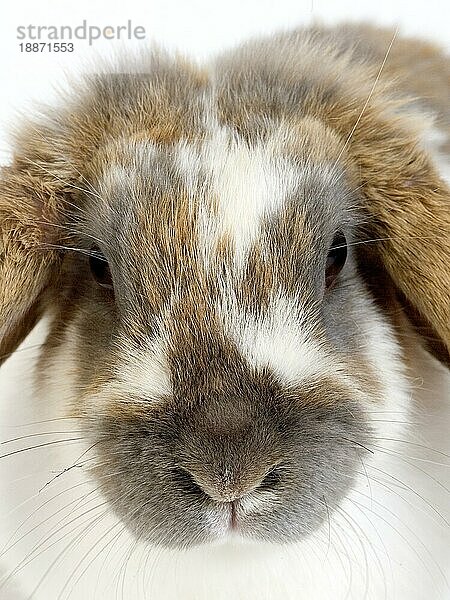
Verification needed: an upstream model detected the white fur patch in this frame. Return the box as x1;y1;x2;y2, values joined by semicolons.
219;291;353;388
113;336;172;403
356;302;411;441
174;127;298;269
238;490;278;514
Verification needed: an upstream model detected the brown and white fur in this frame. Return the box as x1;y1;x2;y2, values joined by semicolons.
0;24;449;600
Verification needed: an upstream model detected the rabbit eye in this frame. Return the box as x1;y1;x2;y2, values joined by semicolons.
325;232;347;289
89;246;114;290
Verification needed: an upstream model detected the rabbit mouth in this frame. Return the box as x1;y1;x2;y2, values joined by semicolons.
87;390;370;550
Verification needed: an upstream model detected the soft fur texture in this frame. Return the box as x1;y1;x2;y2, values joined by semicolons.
0;23;449;600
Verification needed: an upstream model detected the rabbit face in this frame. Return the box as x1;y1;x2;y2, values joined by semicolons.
36;121;402;549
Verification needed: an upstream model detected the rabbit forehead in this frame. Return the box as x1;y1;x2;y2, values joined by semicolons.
99;130;300;273
176;130;299;268
94;122;352;296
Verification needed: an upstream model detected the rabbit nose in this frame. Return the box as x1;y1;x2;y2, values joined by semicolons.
171;466;282;502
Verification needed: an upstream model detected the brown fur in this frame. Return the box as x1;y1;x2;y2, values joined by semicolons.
1;24;449;368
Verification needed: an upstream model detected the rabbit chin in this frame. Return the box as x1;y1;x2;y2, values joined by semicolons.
0;317;449;600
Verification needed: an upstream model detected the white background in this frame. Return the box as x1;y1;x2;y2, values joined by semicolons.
0;0;449;162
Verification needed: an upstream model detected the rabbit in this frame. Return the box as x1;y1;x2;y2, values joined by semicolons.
0;22;449;600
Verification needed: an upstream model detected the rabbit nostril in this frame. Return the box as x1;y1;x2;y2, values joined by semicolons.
171;467;205;497
259;467;282;491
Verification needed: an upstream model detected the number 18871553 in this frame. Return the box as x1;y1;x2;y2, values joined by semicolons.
19;42;74;52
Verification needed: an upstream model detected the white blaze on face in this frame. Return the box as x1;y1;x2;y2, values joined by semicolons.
219;292;340;386
174;126;344;389
175;127;298;270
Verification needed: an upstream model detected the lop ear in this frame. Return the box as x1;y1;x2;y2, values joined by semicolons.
0;165;63;366
362;173;450;368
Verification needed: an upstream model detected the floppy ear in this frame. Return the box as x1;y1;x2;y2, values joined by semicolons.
362;172;450;368
0;165;63;366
